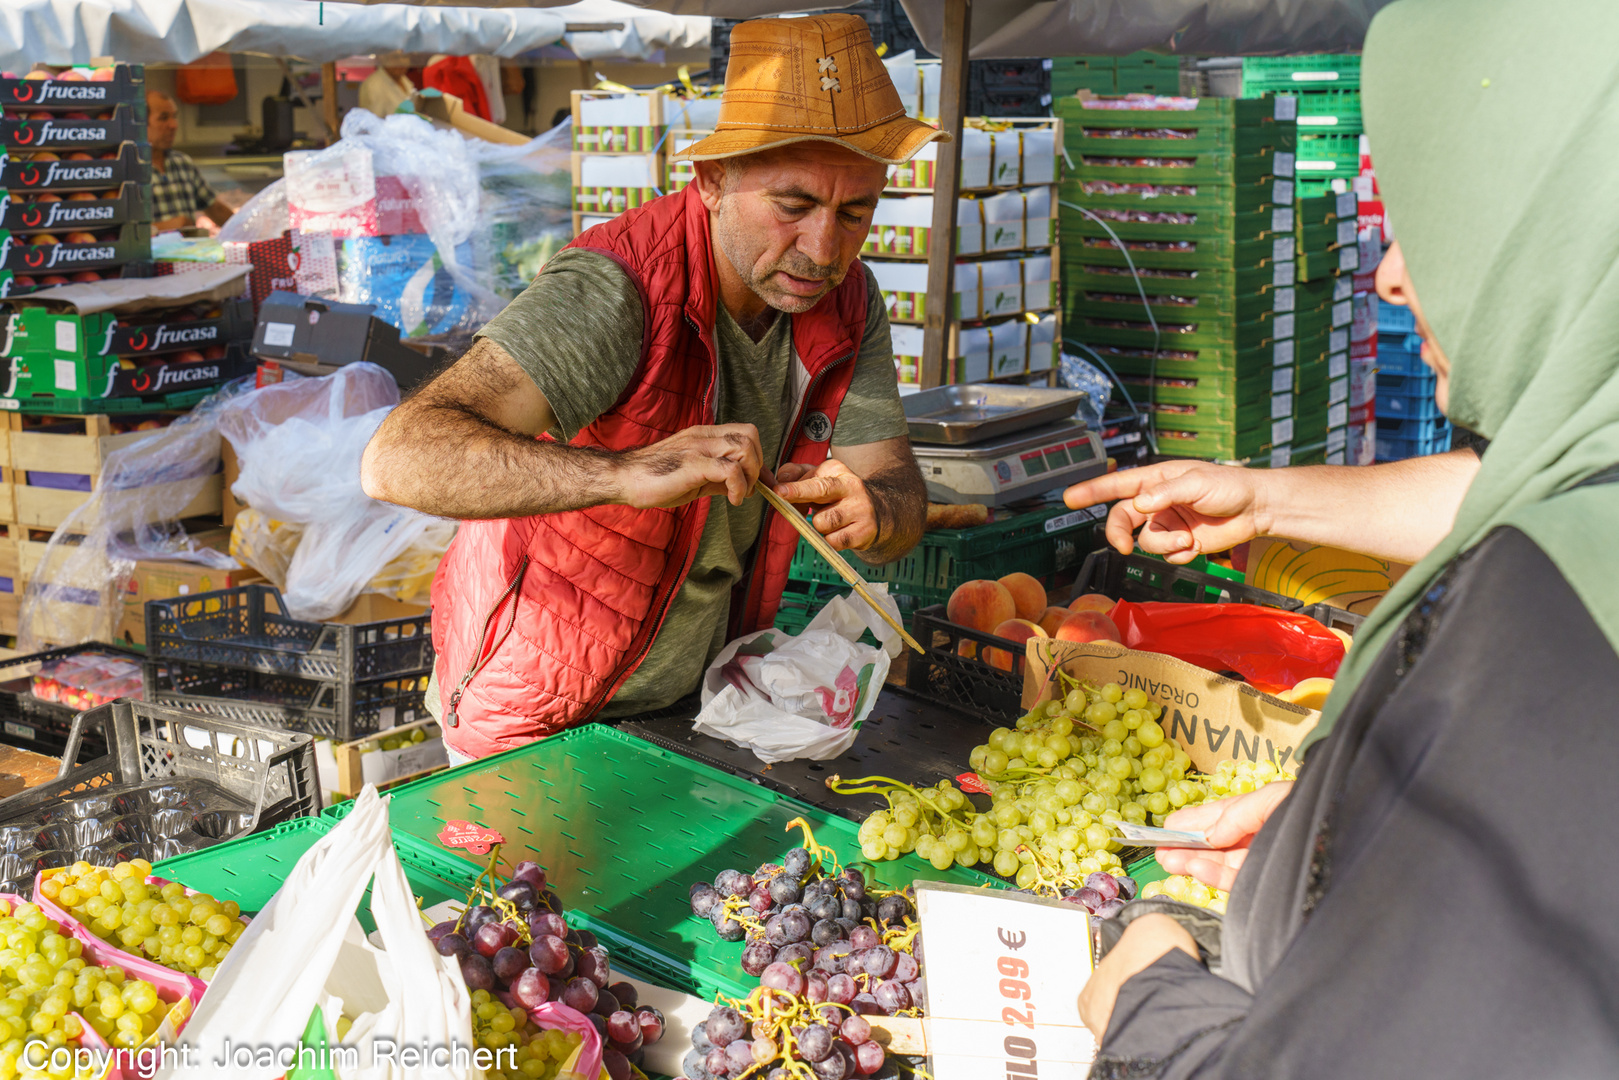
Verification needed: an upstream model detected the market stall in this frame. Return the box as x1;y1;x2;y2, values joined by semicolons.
0;0;1522;1075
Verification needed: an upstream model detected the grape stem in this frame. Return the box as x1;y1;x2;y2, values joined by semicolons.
784;817;843;879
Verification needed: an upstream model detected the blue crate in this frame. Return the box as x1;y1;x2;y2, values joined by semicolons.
1377;332;1429;376
1377;303;1417;335
1375;412;1451;460
1375;370;1442;420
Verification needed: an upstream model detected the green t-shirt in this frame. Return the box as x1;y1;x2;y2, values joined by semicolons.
471;248;907;717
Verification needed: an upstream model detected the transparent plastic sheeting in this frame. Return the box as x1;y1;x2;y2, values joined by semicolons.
18;365;454;648
219;111;574;339
216;363;454;622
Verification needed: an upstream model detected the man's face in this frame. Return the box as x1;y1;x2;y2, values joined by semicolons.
698;143;888;313
146;92;179;152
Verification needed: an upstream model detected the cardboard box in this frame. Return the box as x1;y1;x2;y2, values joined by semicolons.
571;89;666;153
0;141;150;195
1024;638;1321;774
326;716;447;800
571;152;664;215
252;290;438;390
220;440;241;527
116;558;261;646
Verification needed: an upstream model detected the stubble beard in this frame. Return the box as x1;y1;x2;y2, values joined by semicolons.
714;196;843;314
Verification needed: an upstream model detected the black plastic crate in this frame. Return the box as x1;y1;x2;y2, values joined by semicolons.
0;644;132;762
145;584;432;682
903;607;1026;726
1071;549;1363;634
972;58;1052;91
144;660;429;742
970;84;1053;119
1100;410;1151;469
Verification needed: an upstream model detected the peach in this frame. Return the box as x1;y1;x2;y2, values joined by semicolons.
54;71;87;83
173;350;206;363
1037;605;1069;637
38;275;68;285
64;152;94;161
1055;610;1122;644
946;578;1017;634
64;231;98;244
65;192;93;201
89;68;116;83
68;271;99;283
23;71;49;81
984;618;1047;672
997;572;1047;623
1068;592;1116;614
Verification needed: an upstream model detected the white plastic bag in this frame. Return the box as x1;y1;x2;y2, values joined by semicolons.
217;363;455;620
690;587;902;764
155;786;476;1080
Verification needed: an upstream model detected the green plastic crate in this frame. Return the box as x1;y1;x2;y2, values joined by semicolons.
1074;146;1286;187
1060;206;1287;246
324;726;1004;1001
1051;57;1118;98
1056;94;1291;135
152;816;479;936
1240;55;1361;95
788;502;1105;608
1291;89;1363;134
1067;124;1294;157
1296;133;1360;179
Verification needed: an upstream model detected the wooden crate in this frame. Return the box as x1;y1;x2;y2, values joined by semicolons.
329;717;447;800
8;413;221;531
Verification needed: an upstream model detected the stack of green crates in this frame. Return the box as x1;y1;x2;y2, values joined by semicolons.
1052;53;1183;98
1055;93;1310;461
1288;192;1360;461
1239;56;1363;199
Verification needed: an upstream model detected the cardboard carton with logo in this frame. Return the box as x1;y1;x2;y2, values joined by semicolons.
0;221;150;276
0;182;150;236
0;65;145;112
0;102;146;152
0;141;151;195
1023;637;1321;774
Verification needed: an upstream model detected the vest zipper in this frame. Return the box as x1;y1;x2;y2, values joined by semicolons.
446;555;530;728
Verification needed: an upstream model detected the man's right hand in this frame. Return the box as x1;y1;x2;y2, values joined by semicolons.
1063;461;1271;564
1155;781;1293;892
613;424;765;509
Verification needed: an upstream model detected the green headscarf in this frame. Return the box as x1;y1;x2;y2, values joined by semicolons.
1306;0;1619;752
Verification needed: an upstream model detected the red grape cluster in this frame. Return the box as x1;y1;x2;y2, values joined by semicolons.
1060;870;1138;917
683;846;924;1079
426;858;666;1080
684;1003;898;1080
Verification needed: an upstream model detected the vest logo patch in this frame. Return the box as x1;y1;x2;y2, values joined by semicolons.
804;410;833;442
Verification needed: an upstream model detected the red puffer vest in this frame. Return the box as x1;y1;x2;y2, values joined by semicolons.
431;184;870;759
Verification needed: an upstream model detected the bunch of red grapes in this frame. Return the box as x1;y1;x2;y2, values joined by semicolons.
683;846;924;1079
426;858;665;1080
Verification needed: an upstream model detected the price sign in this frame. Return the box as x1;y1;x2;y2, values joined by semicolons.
916;882;1097;1079
437;819;505;855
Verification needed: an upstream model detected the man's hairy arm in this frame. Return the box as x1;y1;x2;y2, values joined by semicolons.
850;441;928;565
775;437;927;565
361;338;764;518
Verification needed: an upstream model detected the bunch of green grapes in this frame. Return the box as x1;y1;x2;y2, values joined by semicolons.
0;897;170;1076
1202;758;1291;798
42;862;245;979
1141;874;1227;913
468;988;585;1080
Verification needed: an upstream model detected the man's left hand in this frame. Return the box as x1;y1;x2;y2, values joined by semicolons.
1078;913;1199;1040
774;459;879;552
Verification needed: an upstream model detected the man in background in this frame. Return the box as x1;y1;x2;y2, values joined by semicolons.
146;89;235;231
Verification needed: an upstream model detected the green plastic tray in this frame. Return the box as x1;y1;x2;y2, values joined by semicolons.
324;726;1004;1001
0;387;215;415
152;816;478;936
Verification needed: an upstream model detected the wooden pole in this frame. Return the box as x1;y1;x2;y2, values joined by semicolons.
320;62;340;145
919;0;972;388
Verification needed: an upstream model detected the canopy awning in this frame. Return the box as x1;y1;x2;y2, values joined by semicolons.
0;0;571;68
310;0;1390;57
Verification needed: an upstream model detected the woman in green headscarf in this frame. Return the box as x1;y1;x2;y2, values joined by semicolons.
1062;0;1619;1074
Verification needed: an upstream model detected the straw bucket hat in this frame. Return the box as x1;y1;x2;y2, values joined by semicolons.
675;13;948;166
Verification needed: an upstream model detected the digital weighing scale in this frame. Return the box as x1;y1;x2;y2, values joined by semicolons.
905;385;1108;506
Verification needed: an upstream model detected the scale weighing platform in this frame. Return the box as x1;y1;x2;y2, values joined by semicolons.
905;385;1107;506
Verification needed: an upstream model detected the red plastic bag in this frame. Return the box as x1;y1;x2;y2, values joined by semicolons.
1106;599;1345;694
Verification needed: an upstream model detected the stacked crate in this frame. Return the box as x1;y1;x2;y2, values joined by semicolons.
568;89;721;236
1239;56;1362;199
865;120;1060;390
0;64;153;296
1372;300;1451;461
1051;54;1184;98
1290;192;1360;463
1056;94;1313;463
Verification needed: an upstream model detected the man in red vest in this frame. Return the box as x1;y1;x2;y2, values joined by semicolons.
361;14;945;762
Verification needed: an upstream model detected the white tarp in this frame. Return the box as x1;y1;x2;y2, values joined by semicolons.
0;0;569;68
318;0;1389;58
549;0;710;60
